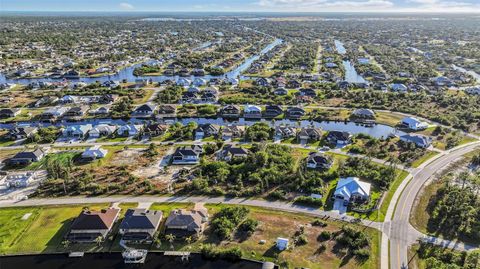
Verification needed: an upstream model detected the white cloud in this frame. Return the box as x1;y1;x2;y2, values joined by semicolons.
119;2;134;10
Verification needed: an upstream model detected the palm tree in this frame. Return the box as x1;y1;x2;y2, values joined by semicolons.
165;234;176;250
94;236;103;246
185;236;192;246
61;239;71;249
153;237;162;248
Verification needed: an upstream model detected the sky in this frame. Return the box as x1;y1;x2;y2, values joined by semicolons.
2;0;480;13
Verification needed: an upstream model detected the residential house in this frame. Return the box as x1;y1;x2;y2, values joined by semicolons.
144;123;168;137
88;124;117;138
63;124;92;139
264;105;283;118
66;208;120;242
274;88;288;95
218;145;249;161
157;105;177;117
6;127;38;140
275;125;297;140
0;108;21;118
176;78;191;86
326;131;352;145
287;79;301;89
352;108;375;119
119;209;163;243
34;96;59;107
132;103;157;118
181;92;198;103
400;134;432;148
220;105;241;118
9;148;45;165
221;125;244;141
195;124;220;139
193;78;207;87
244;105;262;119
255;77;270;87
165;209;208;237
286;106;305;119
40;106;69;120
64;106;89;118
333;177;371;205
59;95;77;104
200;91;218;103
298;88;316;97
306;152;332;170
297;127;322;143
401;117;428;131
99;94;118;104
390;83;408;92
81;145;108;160
117;124;143;137
89;106;110;115
172;145;203;165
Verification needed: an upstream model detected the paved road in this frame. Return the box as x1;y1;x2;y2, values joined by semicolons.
387;142;480;269
0;195;383;230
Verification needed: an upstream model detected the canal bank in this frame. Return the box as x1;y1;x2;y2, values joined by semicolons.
0;252;271;269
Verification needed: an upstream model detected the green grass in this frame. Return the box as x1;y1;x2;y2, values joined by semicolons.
411;151;439;168
377;170;409;222
149;202;194;216
1;204;108;254
25;152;80;170
0;207;40;253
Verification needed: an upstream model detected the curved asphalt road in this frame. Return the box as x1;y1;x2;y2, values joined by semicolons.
388;142;480;269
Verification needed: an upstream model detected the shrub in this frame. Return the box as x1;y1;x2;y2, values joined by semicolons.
318;231;331;241
239;218;259;235
294;196;324;207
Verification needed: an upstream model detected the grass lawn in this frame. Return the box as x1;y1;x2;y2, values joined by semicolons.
156;204;381;269
26;152;80;170
0;207;40;253
1;204;109;254
410;151;439;168
149;202;194;216
377;170;409;221
375;112;404;127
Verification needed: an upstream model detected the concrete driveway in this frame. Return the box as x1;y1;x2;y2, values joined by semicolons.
332;198;347;214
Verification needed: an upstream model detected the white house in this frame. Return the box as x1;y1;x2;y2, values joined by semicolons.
176;78;191;86
89;124;117;138
334;177;371;205
401;117;428;131
81;145;108;160
390;83;408;92
193;78;207;86
244;105;262;119
400;134;432;148
276;237;289;251
117;124;143;137
63;124;93;138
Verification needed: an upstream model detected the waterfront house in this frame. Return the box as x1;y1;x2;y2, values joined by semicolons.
176;78;191;86
165;209;208;237
187;86;201;93
400;134;432;148
306;152;332;170
144;123;168;137
193;78;207;87
34;96;59;107
333;177;371;206
218;145;249;161
326;131;352;145
63;124;92;139
244;105;262;119
0;108;21;118
40;106;69;120
81;145;108;160
200;91;218;103
264;105;283;118
117;124;143;137
275;125;297;139
286;106;305;119
181;92;198;103
220;105;241;118
401;117;428;131
352;108;375;119
119;209;163;243
64;106;89;118
255;77;270;87
297;127;322;143
172;145;203;165
66;208;120;243
88;124;117;138
90;106;110;115
6;127;38;140
9;148;45;165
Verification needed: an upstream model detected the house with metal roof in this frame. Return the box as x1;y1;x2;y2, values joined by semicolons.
333;177;371;205
119;209;163;243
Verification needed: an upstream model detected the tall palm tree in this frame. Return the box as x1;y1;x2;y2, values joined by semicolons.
61;239;71;249
94;236;103;247
165;234;176;250
185;236;192;246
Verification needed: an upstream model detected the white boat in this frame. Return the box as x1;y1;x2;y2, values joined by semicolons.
122;249;148;264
